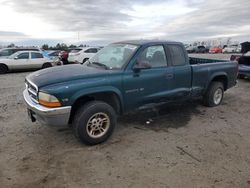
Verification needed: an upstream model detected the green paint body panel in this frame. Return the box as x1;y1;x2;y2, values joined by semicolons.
26;41;238;114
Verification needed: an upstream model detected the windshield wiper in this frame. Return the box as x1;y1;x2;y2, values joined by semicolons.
90;62;110;70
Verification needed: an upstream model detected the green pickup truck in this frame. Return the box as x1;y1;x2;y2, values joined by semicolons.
23;40;238;145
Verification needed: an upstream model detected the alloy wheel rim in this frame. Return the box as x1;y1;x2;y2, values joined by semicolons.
86;112;110;138
213;88;223;105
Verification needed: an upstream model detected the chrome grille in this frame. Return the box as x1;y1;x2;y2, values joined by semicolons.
25;79;38;103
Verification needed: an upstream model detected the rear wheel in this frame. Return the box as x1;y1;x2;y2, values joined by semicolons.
0;64;8;74
42;63;52;69
203;82;224;107
73;101;116;145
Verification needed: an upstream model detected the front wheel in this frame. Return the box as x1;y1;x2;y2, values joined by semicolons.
73;101;116;145
203;82;224;107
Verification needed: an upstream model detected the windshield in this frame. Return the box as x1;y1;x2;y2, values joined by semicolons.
88;43;138;69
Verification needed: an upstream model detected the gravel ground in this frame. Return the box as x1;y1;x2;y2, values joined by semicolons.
0;55;250;188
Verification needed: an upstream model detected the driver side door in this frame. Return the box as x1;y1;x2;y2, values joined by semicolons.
12;52;30;70
123;45;170;111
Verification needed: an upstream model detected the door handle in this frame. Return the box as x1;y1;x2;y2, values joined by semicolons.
166;73;173;79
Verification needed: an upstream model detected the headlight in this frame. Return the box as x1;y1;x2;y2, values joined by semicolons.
38;92;61;108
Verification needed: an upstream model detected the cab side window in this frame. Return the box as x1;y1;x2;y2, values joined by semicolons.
137;45;167;68
17;52;29;59
167;45;186;66
31;52;43;59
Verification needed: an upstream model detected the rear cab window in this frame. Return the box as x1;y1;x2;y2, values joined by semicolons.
167;44;187;66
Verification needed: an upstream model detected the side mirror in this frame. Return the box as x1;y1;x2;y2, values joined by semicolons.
133;60;151;72
14;57;18;60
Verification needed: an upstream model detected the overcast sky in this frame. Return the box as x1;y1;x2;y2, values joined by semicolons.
0;0;249;46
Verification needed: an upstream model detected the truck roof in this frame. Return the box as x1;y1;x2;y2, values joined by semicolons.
114;40;183;46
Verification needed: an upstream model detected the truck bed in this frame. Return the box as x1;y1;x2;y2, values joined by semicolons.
190;59;238;95
189;57;228;65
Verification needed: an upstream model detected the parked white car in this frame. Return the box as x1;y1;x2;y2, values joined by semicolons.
68;47;100;64
0;51;53;74
222;45;241;53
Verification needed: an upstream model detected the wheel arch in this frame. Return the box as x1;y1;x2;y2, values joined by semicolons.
207;73;228;92
0;63;9;73
68;90;123;124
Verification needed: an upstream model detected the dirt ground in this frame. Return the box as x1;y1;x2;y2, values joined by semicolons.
0;55;250;188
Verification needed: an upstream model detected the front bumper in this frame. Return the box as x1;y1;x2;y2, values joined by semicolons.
23;89;71;126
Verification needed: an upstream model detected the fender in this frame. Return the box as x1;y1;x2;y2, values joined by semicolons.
206;71;228;90
0;63;9;72
69;86;124;110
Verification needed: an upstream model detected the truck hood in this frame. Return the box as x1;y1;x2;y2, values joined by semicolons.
26;64;109;88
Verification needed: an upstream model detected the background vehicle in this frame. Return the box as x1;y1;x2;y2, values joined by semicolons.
222;45;241;53
0;47;40;58
68;47;100;64
186;45;196;53
186;45;208;53
58;48;82;65
209;47;223;53
47;50;60;60
58;50;70;65
195;45;208;53
0;51;52;74
236;52;250;79
23;40;238;145
230;42;250;79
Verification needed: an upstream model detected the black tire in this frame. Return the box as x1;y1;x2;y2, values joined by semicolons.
203;82;224;107
82;58;89;64
0;64;8;74
42;63;52;69
73;101;117;145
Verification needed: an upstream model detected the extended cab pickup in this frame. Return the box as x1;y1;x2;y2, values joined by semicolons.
23;40;238;145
